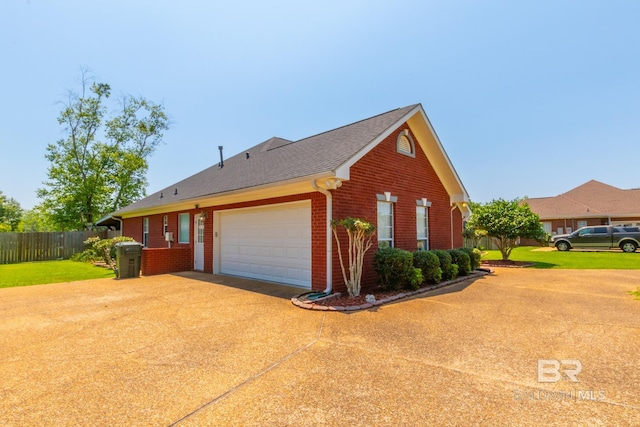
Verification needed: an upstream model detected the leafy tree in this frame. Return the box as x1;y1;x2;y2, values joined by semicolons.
18;204;58;232
462;201;488;248
38;70;169;230
0;191;23;232
466;198;546;260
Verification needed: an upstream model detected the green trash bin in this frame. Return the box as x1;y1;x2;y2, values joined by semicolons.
115;242;143;278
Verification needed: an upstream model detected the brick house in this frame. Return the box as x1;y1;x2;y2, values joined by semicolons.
525;180;640;236
98;104;471;293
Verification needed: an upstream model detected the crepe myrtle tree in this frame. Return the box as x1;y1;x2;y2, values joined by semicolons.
466;198;546;261
330;217;376;297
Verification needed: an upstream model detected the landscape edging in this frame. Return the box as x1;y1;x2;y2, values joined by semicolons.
291;268;493;312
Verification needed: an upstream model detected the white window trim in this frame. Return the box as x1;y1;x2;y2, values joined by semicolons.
377;196;395;249
376;193;398;203
143;218;149;247
416;198;431;251
396;129;416;158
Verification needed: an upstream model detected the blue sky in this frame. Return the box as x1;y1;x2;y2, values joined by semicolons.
2;0;639;210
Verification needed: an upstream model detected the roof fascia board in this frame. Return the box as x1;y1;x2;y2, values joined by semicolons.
538;213;640;220
333;104;423;179
335;104;470;207
408;108;470;200
118;173;333;219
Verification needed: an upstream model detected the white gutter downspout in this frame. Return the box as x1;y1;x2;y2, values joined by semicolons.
112;216;123;237
311;179;334;294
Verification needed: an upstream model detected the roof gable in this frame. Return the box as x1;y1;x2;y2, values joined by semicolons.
111;104;470;217
526;180;640;218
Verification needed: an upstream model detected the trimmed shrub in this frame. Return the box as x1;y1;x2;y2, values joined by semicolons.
448;263;459;279
413;250;442;284
94;236;137;267
459;247;481;270
432;250;457;281
71;236;103;262
373;248;423;291
407;267;423;291
449;249;471;276
71;236;138;275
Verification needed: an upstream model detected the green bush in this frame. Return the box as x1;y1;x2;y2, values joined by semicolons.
413;250;442;284
73;236;137;275
449;249;471;276
431;250;457;281
407;267;423;291
95;236;137;268
459;247;481;270
72;236;105;262
373;248;423;291
448;263;459;279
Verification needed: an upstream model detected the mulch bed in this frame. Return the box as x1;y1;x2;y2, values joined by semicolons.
314;287;404;307
481;260;534;268
292;269;492;311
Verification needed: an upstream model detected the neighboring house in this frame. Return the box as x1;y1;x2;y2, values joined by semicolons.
98;104;471;293
525;180;640;236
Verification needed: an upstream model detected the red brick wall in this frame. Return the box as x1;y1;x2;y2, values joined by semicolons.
548;217;609;235
123;209;199;271
121;125;464;294
122;193;328;290
452;206;463;248
141;247;192;275
331;125;459;292
124;217;143;244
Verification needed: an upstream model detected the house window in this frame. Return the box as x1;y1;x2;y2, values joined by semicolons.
178;213;190;244
577;220;587;229
377;201;394;249
196;215;205;244
416;206;429;250
163;215;168;235
396;129;415;157
143;218;149;247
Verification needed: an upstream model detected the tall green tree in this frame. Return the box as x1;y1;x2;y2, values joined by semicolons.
38;71;169;230
18;204;57;232
0;191;23;232
466;198;546;260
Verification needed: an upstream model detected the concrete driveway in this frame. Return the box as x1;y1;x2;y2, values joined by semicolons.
1;269;638;426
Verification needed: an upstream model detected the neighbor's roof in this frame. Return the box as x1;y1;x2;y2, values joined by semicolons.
108;103;469;218
525;180;640;219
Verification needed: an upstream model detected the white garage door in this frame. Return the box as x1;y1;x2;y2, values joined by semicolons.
219;201;312;288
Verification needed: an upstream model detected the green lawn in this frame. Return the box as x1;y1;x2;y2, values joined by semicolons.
482;246;640;269
0;260;114;288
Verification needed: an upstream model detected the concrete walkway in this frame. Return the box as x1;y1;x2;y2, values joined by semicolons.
0;269;638;426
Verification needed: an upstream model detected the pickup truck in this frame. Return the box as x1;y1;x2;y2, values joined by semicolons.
552;226;640;253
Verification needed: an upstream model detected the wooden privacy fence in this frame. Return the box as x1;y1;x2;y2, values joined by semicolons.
0;231;108;264
464;235;499;250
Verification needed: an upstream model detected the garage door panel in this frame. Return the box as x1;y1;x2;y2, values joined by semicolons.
220;202;311;288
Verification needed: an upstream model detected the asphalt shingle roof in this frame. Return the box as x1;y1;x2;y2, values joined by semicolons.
525;180;640;218
114;104;418;215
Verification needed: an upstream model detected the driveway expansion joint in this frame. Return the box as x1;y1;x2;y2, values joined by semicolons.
168;313;327;426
